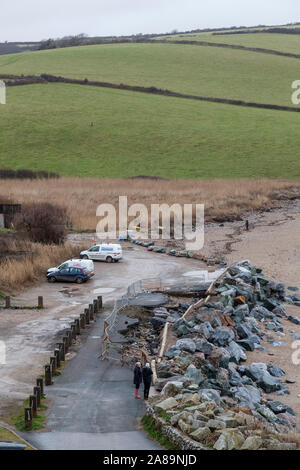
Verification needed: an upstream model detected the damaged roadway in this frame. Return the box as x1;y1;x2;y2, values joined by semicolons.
0;243;214;450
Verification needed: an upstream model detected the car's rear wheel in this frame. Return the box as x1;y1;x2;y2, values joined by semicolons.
48;277;56;283
106;256;113;263
75;277;84;284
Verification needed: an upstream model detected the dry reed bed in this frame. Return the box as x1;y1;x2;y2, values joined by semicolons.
0;240;81;293
1;178;300;230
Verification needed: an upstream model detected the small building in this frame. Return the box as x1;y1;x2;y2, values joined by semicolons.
0;203;21;228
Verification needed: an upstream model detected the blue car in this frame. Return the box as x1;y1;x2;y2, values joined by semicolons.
47;267;90;284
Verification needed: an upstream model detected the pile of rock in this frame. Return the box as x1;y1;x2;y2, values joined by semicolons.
146;260;300;450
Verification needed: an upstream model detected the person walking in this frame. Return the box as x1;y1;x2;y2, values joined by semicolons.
142;363;153;400
133;362;142;399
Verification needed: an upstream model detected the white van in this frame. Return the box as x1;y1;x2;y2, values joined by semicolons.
47;259;95;275
80;244;122;263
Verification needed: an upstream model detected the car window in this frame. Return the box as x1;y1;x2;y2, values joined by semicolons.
60;269;70;275
59;263;68;270
89;246;99;252
69;267;77;274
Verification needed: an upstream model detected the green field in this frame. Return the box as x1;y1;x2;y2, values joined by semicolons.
0;83;299;178
161;32;300;55
0;43;299;106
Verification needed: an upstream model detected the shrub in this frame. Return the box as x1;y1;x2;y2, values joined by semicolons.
14;202;69;244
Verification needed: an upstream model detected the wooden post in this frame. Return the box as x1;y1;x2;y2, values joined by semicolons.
50;356;56;373
30;395;37;418
45;364;52;386
66;329;72;347
56;342;65;361
34;386;41;408
75;318;80;335
38;296;44;309
85;308;90;325
71;323;76;339
98;296;103;309
63;336;69;353
93;299;98;315
80;313;86;329
54;349;60;368
37;378;44;397
5;296;10;309
89;303;94;321
25;407;32;429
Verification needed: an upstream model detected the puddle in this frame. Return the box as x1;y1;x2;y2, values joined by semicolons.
92;287;116;294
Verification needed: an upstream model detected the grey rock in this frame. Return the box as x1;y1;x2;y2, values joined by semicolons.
267;364;285;377
190;427;211;442
268;401;288;414
256;405;277;423
176;338;196;354
237;339;255;351
227;340;247;364
161;381;184;397
233;385;261;409
184;365;204;385
195;339;214;356
210;327;235;347
198;388;222;405
154;397;178;412
241;435;263;450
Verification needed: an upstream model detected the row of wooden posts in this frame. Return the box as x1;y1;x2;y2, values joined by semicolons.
4;296;44;309
24;295;103;429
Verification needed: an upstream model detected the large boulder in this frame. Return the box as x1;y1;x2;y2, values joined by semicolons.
190;427;211;443
161;381;184;397
241;435;263;450
154;397;178;412
195;339;214;356
176;338;196;354
198;388;222;405
244;363;281;393
184;364;204;385
227;341;247;363
210;327;235;347
214;429;245;450
232;385;261;409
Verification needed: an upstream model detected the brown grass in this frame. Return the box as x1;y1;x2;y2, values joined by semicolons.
0;239;81;293
1;178;300;231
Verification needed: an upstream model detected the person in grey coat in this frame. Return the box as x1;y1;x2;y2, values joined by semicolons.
142;363;153;400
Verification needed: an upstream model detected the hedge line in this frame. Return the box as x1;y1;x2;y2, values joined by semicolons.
149;39;300;60
1;73;300;114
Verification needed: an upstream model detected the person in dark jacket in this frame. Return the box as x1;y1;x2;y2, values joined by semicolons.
133;362;142;399
142;363;153;400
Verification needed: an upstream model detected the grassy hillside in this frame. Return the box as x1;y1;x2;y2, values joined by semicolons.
159;32;300;55
0;43;299;106
0;83;300;178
